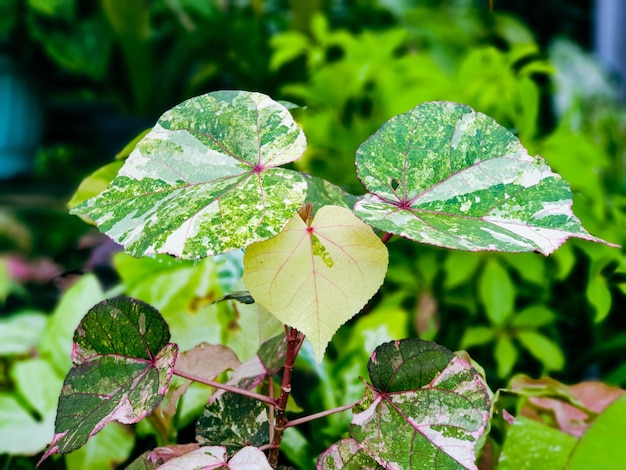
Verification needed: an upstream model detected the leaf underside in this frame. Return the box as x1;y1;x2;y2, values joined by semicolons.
355;101;612;255
71;90;308;259
243;205;388;361
40;298;177;462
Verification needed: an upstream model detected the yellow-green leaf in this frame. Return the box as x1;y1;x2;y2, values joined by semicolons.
243;205;388;361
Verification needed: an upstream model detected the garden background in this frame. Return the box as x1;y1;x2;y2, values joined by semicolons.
1;0;625;468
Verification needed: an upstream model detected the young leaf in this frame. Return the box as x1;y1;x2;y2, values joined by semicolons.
243;205;388;361
354;101;614;255
350;339;490;470
39;297;178;462
71;90;308;259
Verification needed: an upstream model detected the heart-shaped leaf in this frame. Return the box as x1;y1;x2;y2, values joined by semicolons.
243;205;388;361
349;339;490;470
40;298;178;462
355;101;614;255
71;90;308;259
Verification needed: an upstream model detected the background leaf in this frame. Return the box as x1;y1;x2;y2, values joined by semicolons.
243;205;388;361
354;101;612;255
498;416;576;470
567;394;626;468
72;90;308;258
40;297;178;461
478;258;514;325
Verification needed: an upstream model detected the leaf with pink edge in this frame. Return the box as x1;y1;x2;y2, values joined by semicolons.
349;339;491;470
71;90;308;259
39;297;178;463
354;101;616;255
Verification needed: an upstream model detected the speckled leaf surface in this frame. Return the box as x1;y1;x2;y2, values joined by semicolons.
71;91;307;258
349;339;490;470
196;392;269;453
355;101;611;255
243;205;388;361
318;439;383;469
40;298;178;462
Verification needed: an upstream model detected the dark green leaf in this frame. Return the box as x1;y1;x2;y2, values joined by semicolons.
39;298;178;462
368;338;454;392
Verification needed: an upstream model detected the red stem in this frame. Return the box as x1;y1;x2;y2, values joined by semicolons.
267;326;304;468
285;401;357;428
172;368;276;406
381;232;393;244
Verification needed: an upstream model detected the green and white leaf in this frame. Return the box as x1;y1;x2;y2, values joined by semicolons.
350;339;490;470
196;392;269;453
355;101;613;255
71;90;308;259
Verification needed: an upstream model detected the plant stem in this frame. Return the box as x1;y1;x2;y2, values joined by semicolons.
285;401;358;428
381;232;393;244
172;368;276;406
267;326;304;468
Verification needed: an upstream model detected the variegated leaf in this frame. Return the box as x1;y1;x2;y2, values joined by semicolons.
71;90;307;259
355;101;614;255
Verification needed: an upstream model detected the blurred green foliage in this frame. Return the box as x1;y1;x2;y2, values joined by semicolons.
1;0;625;468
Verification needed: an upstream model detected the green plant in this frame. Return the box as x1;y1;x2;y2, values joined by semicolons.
32;90;622;469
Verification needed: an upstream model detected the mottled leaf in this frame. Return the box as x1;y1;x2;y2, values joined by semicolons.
71;90;308;259
368;339;454;392
350;339;490;470
64;422;134;470
196;392;269;453
67;161;124;218
39;297;178;462
244;205;388;361
318;439;383;469
355;101;613;255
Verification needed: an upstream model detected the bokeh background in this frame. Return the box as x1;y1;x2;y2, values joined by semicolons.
1;1;625;468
